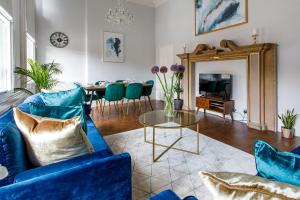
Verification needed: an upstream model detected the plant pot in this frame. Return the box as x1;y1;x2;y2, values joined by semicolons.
174;99;183;110
281;127;295;139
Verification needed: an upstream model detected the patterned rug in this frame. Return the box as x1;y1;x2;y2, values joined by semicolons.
104;127;257;200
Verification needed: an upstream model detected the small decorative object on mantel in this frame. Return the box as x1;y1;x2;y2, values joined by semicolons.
278;109;298;139
50;32;69;48
195;0;248;35
151;65;185;117
103;32;124;63
252;28;259;44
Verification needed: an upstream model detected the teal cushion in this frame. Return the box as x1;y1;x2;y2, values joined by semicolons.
29;103;87;133
40;87;84;106
255;140;300;187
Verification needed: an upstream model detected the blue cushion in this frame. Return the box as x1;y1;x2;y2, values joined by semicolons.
0;123;27;187
29;103;87;133
255;140;300;187
148;190;181;200
0;107;14;124
40;87;84;106
292;146;300;155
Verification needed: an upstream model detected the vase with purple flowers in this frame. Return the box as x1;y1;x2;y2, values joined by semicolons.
151;64;186;117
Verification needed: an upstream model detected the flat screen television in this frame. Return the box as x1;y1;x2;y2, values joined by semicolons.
199;74;232;100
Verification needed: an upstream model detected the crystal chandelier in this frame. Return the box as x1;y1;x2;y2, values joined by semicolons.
105;0;134;25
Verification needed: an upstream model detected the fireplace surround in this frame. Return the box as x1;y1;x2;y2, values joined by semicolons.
177;40;277;132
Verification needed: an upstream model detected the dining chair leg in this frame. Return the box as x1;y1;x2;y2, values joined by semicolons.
102;101;106;115
148;96;154;110
114;101;118;113
133;99;136;110
108;102;111;115
127;99;130;115
144;96;147;108
139;99;142;113
121;99;124;114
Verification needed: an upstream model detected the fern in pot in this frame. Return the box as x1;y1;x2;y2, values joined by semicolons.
278;109;298;139
14;59;62;95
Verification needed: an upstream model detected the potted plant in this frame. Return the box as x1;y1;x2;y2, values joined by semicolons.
278;109;298;139
174;69;184;110
14;59;62;95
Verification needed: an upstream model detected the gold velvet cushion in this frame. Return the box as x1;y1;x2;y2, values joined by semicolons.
13;108;94;167
199;171;300;200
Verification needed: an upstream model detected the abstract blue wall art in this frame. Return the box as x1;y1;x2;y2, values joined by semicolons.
195;0;248;35
103;32;124;62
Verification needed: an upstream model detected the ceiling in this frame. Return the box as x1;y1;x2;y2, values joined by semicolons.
127;0;168;7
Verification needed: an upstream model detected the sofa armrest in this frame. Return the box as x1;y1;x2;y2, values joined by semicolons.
0;153;132;200
291;146;300;155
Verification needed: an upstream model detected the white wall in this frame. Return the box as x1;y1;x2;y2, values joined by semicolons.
35;0;86;83
156;0;300;135
195;60;247;121
35;0;156;92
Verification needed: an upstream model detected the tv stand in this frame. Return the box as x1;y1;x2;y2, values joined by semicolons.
196;97;234;121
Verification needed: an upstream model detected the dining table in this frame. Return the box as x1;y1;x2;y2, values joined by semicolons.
84;83;152;106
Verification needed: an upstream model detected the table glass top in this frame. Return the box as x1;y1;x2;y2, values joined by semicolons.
139;110;201;128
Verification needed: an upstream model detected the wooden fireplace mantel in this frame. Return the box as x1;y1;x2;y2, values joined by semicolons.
177;40;277;132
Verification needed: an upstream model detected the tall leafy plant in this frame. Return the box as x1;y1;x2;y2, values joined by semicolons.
14;59;62;95
278;109;298;129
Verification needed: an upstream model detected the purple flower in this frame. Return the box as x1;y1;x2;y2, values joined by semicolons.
170;64;178;72
178;65;185;73
151;66;159;74
160;66;168;74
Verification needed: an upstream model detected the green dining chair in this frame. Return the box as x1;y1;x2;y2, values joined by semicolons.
116;80;125;83
142;80;154;110
74;83;102;107
102;83;125;115
125;83;143;115
94;81;106;108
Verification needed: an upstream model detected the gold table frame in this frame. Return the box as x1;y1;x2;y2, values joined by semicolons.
140;111;200;162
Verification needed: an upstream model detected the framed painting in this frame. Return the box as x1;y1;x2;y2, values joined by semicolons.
195;0;248;35
103;32;124;63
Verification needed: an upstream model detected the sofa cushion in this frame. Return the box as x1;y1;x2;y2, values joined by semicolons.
13;108;94;167
29;103;87;133
255;140;300;187
40;87;84;106
0;123;27;186
148;190;181;200
199;171;300;200
0;107;14;124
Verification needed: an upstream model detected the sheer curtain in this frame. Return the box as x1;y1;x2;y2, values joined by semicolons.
0;7;12;93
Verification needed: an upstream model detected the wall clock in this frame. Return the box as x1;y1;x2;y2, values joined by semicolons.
50;32;69;48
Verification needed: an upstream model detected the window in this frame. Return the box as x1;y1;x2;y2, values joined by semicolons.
26;33;35;68
0;7;12;93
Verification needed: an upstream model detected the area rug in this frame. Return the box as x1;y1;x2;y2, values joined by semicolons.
104;127;257;200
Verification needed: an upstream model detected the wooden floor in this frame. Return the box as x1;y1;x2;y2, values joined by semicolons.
91;100;300;155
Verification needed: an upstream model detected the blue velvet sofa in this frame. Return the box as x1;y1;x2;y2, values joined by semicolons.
0;94;132;200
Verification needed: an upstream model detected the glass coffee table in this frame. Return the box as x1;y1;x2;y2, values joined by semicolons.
138;110;201;162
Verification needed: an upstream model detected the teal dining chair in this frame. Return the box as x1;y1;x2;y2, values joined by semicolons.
102;83;125;115
74;83;102;107
124;83;143;115
142;80;154;110
116;80;125;83
94;81;106;108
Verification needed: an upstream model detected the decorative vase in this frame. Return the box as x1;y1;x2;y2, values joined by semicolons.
164;93;174;117
281;127;295;139
174;99;183;110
